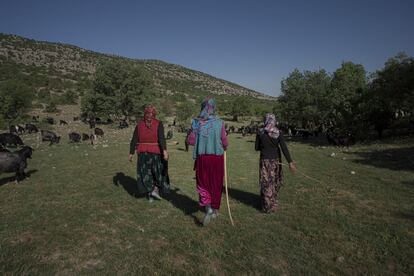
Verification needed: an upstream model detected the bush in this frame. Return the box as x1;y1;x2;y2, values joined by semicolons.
58;90;77;105
44;99;58;113
0;80;33;120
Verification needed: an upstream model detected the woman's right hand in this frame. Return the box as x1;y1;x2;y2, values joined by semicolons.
289;162;297;173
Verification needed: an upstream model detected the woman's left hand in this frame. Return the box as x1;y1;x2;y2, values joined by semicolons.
289;161;297;174
163;150;169;161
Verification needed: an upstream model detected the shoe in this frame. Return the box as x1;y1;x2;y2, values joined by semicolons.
212;209;219;219
202;206;214;226
151;190;162;200
147;194;154;203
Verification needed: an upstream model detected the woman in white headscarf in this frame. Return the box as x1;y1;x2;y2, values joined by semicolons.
255;113;296;213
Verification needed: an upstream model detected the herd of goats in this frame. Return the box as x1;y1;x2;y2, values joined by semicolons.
0;114;130;183
0;114;354;183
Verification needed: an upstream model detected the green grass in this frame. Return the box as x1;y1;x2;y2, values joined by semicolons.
0;126;413;275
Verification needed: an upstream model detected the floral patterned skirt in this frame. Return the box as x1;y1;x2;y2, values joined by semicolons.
259;159;283;213
136;152;170;195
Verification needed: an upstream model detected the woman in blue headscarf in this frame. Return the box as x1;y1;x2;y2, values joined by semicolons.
187;98;228;226
255;113;296;213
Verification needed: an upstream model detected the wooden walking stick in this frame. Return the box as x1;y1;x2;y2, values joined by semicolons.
224;151;235;226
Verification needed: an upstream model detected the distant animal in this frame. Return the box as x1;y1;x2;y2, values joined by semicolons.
0;146;33;183
0;145;10;152
89;120;96;129
185;129;191;152
94;128;104;137
25;124;39;134
41;130;60;145
17;125;26;134
9;125;17;135
9;125;25;135
119;120;129;129
0;133;24;147
82;133;90;141
177;125;187;133
95;117;102;124
45;117;54;125
326;132;355;147
68;132;81;143
60;120;68;126
337;134;355;147
90;133;96;145
298;130;312;139
32;115;39;122
326;132;337;146
166;130;173;140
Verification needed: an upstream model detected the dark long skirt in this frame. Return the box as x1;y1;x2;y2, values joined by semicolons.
195;154;224;210
137;152;170;195
259;159;283;213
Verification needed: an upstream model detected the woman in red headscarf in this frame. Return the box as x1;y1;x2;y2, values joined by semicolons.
129;104;169;201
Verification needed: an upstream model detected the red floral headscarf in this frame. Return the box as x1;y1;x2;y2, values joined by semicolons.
144;105;157;128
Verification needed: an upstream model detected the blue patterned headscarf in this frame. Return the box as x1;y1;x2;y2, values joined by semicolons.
191;97;218;137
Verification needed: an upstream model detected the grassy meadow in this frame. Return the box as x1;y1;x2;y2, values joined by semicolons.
0;115;413;275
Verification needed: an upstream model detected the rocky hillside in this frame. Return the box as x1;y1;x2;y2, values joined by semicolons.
0;33;273;100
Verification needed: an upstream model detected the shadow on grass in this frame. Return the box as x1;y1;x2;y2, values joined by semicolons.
347;146;414;172
113;172;144;198
286;136;329;147
401;180;414;188
228;188;261;211
166;188;202;226
395;211;414;221
0;169;38;186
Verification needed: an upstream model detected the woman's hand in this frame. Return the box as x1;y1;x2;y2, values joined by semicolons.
163;150;169;161
128;154;133;162
289;161;297;173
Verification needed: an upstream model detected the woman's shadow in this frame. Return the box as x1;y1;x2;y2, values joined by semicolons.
164;188;202;226
113;172;143;198
228;187;261;211
166;188;199;215
112;172;202;225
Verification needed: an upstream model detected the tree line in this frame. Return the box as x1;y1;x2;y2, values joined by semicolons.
1;53;412;138
276;53;414;138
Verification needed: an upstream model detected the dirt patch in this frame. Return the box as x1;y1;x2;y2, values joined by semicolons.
171;254;188;266
81;259;105;270
11;232;34;244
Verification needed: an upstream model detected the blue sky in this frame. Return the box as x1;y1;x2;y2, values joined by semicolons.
0;0;413;96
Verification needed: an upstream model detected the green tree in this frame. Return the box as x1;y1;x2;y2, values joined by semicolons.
372;53;414;114
0;80;33;120
330;62;367;128
60;90;77;105
81;60;153;119
279;69;331;128
44;98;58;113
176;102;197;123
230;97;250;121
363;53;414;138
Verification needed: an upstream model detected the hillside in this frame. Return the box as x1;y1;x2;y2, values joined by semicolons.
0;33;273;100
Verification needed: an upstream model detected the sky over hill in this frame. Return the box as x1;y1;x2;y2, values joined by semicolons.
0;0;413;96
